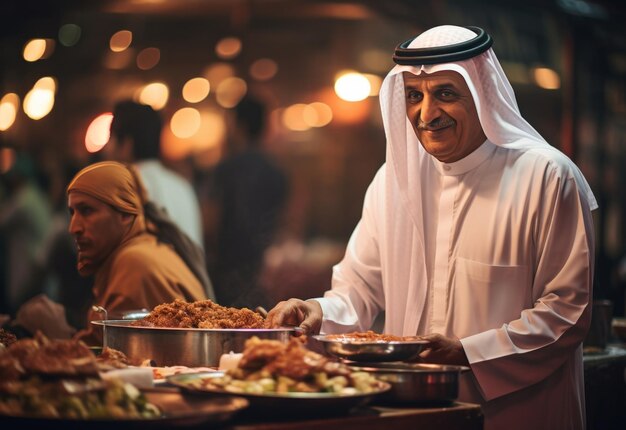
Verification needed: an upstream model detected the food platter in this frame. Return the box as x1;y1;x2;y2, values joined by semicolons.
167;371;391;418
313;334;429;362
0;387;248;429
91;320;296;367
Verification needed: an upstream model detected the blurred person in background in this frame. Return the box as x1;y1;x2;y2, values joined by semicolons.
267;25;596;430
12;161;214;345
0;152;51;315
204;94;288;310
32;160;93;330
107;100;204;249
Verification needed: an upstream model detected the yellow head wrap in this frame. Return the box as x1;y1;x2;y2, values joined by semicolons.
67;161;147;235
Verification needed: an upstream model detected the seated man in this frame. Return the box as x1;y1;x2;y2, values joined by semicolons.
67;161;213;345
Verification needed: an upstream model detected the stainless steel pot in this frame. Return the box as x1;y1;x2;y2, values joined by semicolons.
348;362;469;405
91;320;295;367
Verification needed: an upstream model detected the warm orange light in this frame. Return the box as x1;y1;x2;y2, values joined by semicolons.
23;88;54;120
23;39;47;62
182;77;210;103
170;107;201;139
162;109;226;161
250;58;278;81
282;104;310;132
215;77;247;108
110;30;132;52
203;63;235;87
533;67;560;90
85;113;113;153
319;88;371;125
334;71;371;102
0;148;16;174
215;37;242;60
0;93;20;131
303;102;333;127
138;82;169;110
137;47;160;70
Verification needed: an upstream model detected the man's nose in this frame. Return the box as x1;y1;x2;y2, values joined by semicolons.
68;215;81;235
419;95;440;125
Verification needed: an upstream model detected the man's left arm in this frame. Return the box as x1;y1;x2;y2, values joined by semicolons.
460;174;594;401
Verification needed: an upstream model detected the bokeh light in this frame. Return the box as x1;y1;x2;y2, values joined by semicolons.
250;58;278;81
110;30;133;52
533;67;560;90
138;82;169;110
136;47;160;70
203;63;235;87
58;23;81;47
215;77;247;108
23;39;47;62
84;113;113;153
170;107;201;138
0;148;16;174
23;77;57;120
34;76;57;92
182;77;210;103
162;109;226;161
334;72;371;102
363;73;383;96
0;93;20;131
283;104;310;131
215;37;242;59
303;102;333;127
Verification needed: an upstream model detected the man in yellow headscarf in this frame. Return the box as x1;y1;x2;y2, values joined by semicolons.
67;161;213;345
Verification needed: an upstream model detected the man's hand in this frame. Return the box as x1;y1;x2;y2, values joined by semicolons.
266;299;323;335
418;333;469;366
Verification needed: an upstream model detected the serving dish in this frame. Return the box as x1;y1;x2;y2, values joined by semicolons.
0;387;248;429
313;334;428;362
167;371;391;418
348;362;469;406
91;320;295;367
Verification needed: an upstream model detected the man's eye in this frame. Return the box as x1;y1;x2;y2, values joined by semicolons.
439;89;456;99
406;90;422;103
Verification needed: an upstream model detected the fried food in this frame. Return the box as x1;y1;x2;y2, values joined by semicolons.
0;328;16;348
197;336;381;395
324;330;418;343
0;334;159;419
131;299;267;329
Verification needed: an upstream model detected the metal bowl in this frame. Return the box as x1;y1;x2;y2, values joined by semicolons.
312;334;428;362
348;362;469;405
91;320;295;367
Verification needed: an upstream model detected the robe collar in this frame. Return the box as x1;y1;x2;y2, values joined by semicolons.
431;139;495;176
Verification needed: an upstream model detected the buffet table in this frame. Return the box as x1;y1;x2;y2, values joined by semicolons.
225;402;483;430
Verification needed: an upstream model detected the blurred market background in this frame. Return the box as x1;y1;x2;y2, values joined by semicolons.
1;0;626;317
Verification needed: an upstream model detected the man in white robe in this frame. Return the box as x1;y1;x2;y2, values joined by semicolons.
267;25;596;430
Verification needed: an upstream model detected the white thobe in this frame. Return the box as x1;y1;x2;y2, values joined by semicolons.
135;160;204;249
316;140;594;430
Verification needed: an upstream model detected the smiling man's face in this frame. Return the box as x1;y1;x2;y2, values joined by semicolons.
403;70;486;163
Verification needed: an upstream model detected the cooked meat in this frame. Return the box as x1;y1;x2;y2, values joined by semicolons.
236;336;342;381
96;347;130;369
0;328;17;347
324;330;414;342
0;332;98;379
131;299;267;329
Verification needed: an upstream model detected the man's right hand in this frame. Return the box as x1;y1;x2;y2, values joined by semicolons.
266;299;323;335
